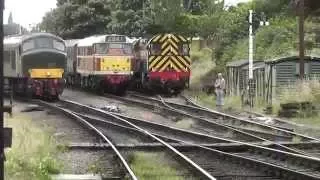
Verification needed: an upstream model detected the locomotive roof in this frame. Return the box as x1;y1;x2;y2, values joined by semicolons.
77;34;135;47
4;33;64;48
147;33;188;45
4;35;24;48
22;32;64;42
64;39;81;47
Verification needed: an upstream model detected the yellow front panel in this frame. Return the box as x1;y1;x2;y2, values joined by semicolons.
29;68;64;78
100;56;131;72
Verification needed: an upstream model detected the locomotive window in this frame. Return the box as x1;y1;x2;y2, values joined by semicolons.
53;40;65;51
36;37;53;48
22;40;35;51
87;47;93;55
4;51;10;62
123;44;133;55
109;43;123;49
10;51;16;69
178;43;189;56
106;36;126;42
150;43;161;55
95;43;108;54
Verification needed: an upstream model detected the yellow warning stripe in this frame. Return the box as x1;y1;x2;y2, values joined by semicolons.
159;61;171;72
178;35;187;42
161;40;169;49
170;60;181;72
155;56;169;70
152;34;162;43
185;56;191;64
161;45;179;56
171;56;186;71
171;35;180;43
149;56;156;63
159;59;180;72
168;39;178;49
160;34;168;43
177;56;191;68
161;46;171;55
149;56;162;69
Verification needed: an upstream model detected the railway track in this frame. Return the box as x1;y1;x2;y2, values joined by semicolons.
105;94;292;142
180;95;299;131
125;93;319;143
38;100;215;179
40;97;320;179
102;93;320;157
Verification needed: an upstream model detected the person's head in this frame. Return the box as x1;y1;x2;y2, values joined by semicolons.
218;73;222;79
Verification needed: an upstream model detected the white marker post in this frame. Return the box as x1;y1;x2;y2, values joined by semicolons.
249;10;253;80
248;10;254;108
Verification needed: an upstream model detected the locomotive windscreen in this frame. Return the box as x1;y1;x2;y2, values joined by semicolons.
94;43;132;55
21;52;66;75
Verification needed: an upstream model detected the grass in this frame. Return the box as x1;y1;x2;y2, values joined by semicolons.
4;114;62;180
292;116;320;127
129;152;185;180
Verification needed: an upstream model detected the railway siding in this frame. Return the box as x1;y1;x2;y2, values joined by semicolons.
53;96;320;179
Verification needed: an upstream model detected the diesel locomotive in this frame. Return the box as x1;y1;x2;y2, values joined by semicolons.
4;33;67;99
132;33;191;94
65;34;135;94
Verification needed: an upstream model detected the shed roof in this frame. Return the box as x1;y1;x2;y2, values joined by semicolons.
265;55;320;64
241;62;265;70
226;59;262;67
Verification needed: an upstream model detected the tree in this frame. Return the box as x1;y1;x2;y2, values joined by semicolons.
107;0;152;37
41;0;113;39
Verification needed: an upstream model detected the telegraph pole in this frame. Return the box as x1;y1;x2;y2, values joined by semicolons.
299;0;305;79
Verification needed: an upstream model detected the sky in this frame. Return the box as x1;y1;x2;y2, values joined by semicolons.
4;0;250;29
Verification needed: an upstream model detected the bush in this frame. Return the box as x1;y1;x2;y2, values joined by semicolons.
190;48;215;88
190;47;212;63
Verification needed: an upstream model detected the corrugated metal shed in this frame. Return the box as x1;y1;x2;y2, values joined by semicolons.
265;55;320;64
226;59;262;68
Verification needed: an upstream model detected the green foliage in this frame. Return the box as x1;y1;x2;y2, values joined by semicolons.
5;115;62;180
41;0;113;39
190;48;214;87
221;16;298;64
129;152;184;180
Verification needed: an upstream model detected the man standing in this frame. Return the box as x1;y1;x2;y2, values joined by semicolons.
214;73;225;110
